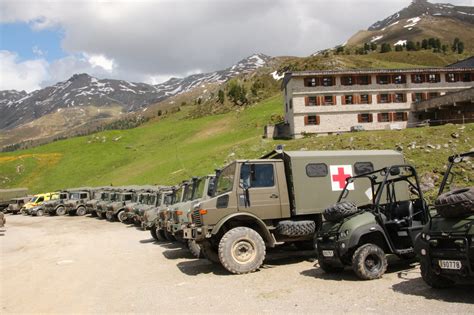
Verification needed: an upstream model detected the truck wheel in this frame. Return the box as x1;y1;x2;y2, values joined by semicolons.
218;227;266;274
105;212;114;222
319;259;344;273
276;220;316;237
420;260;455;288
76;206;86;216
352;244;387;280
150;227;159;241
117;210;128;223
435;187;474;218
156;227;166;242
56;207;66;216
163;230;176;242
96;211;104;219
188;240;203;258
36;209;44;217
201;240;220;264
323;201;358;222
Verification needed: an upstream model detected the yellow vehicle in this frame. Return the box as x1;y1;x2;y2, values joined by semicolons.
21;192;59;215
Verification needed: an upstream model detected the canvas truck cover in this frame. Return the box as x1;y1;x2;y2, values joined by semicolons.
0;188;29;203
280;150;406;215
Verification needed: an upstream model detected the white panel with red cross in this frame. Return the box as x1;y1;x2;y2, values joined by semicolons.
329;165;354;191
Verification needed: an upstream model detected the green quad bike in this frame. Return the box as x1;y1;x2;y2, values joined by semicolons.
317;165;429;280
416;151;474;288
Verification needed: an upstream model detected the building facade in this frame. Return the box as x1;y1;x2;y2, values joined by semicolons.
282;67;474;138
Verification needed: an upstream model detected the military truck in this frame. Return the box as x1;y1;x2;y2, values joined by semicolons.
105;188;136;222
143;187;176;240
183;148;406;274
157;183;189;242
0;188;28;212
416;151;474;288
6;196;31;214
166;175;215;257
127;188;164;224
41;191;69;216
96;190;121;219
317;165;429;280
63;189;92;216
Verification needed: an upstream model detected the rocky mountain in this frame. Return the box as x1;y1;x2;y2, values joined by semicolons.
0;53;271;131
347;0;474;48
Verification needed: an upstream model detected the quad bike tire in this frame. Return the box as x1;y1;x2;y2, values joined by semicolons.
434;187;473;218
276;220;316;237
323;201;359;222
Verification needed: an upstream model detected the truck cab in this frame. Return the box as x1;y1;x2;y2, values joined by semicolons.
184;149;406;274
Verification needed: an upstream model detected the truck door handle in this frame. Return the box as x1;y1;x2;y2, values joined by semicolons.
270;194;279;199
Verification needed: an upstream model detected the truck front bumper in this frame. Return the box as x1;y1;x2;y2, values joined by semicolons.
183;226;213;241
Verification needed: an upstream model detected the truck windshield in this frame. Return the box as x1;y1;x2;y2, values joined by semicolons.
148;195;157;205
110;193;118;201
30;197;38;203
215;163;236;195
60;193;68;199
192;178;206;200
164;192;174;205
131;194;138;202
175;188;183;203
120;194;132;201
102;192;109;200
70;193;81;200
183;184;193;202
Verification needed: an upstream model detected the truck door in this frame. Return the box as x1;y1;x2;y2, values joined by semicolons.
238;163;281;219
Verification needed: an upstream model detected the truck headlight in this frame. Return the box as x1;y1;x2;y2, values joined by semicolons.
339;230;349;238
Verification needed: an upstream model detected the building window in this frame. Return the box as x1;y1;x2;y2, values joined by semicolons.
359;94;371;104
392;75;406;84
379;94;391;103
358;113;373;123
323;95;335;105
357;76;371;85
304;77;318;87
376;75;390;84
343;95;353;105
461;73;472;82
427;73;440;83
393;112;408;121
305;115;320;125
393;93;406;103
321;77;334;87
341;76;354;86
427;92;439;99
412;93;425;102
446;73;458;82
307;96;318;106
378;113;391;122
412;74;425;83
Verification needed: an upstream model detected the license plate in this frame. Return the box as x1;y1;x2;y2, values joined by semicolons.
438;260;462;270
322;250;334;257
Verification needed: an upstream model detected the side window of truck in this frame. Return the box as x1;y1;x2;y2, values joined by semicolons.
306;163;328;177
37;197;44;202
81;193;88;199
354;162;374;175
241;164;275;188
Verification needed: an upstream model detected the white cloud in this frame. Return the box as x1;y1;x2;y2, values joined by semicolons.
84;53;115;72
32;45;46;57
0;50;48;91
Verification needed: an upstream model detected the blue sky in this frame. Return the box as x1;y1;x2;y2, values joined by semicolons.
0;23;66;62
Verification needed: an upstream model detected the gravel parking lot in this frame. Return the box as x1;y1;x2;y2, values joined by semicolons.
1;215;473;314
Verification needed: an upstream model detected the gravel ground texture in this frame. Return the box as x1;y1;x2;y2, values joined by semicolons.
1;215;473;314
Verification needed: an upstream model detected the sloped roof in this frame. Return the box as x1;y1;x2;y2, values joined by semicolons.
447;56;474;68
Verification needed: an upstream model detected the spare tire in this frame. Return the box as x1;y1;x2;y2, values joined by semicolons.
276;220;316;236
323;201;358;222
435;187;474;218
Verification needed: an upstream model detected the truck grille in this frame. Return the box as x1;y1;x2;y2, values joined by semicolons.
192;209;202;226
429;236;474;271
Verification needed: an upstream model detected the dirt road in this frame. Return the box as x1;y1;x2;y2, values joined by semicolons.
1;215;473;313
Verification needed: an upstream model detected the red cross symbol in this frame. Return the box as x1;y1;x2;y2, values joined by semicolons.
332;167;351;189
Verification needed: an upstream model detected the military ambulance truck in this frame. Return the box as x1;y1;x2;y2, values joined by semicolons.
183;148;405;274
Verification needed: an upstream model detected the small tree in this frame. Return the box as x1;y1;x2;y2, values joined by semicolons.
457;41;465;54
421;39;428;50
406;41;416;51
364;43;370;51
452;37;460;51
441;44;448;54
370;43;377;51
381;43;392;53
217;89;225;104
395;45;403;52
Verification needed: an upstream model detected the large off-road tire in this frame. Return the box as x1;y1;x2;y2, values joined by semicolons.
276;220;316;237
218;227;266;274
56;207;66;216
156;227;167;242
163;229;176;242
89;210;97;217
36;209;44;217
117;210;128;223
318;259;344;273
105;211;114;222
188;240;203;258
352;244;387;280
76;206;86;216
201;240;221;264
150;227;159;241
420;260;455;289
96;211;104;219
435;187;474;218
323;201;358;223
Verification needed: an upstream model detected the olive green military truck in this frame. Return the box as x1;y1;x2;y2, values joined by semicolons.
317;165;429;280
105;188;135;222
121;187;159;224
63;189;92;216
157;183;189;242
183;148;405;274
33;191;69;216
6;196;31;214
84;187;110;216
1;188;28;212
416;151;474;288
128;187;166;224
143;187;176;240
166;175;215;257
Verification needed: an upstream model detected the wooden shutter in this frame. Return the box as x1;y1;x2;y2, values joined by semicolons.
368;94;372;104
332;96;336;105
369;114;373;123
357;114;362;123
377;94;381;103
403;112;408;121
341;95;346;105
304;116;309;125
424;93;428;100
316;116;320;125
377;113;382;122
389;112;395;121
305;96;309;106
316;96;320;106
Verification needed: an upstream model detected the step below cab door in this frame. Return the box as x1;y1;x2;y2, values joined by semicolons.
238;162;282;219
